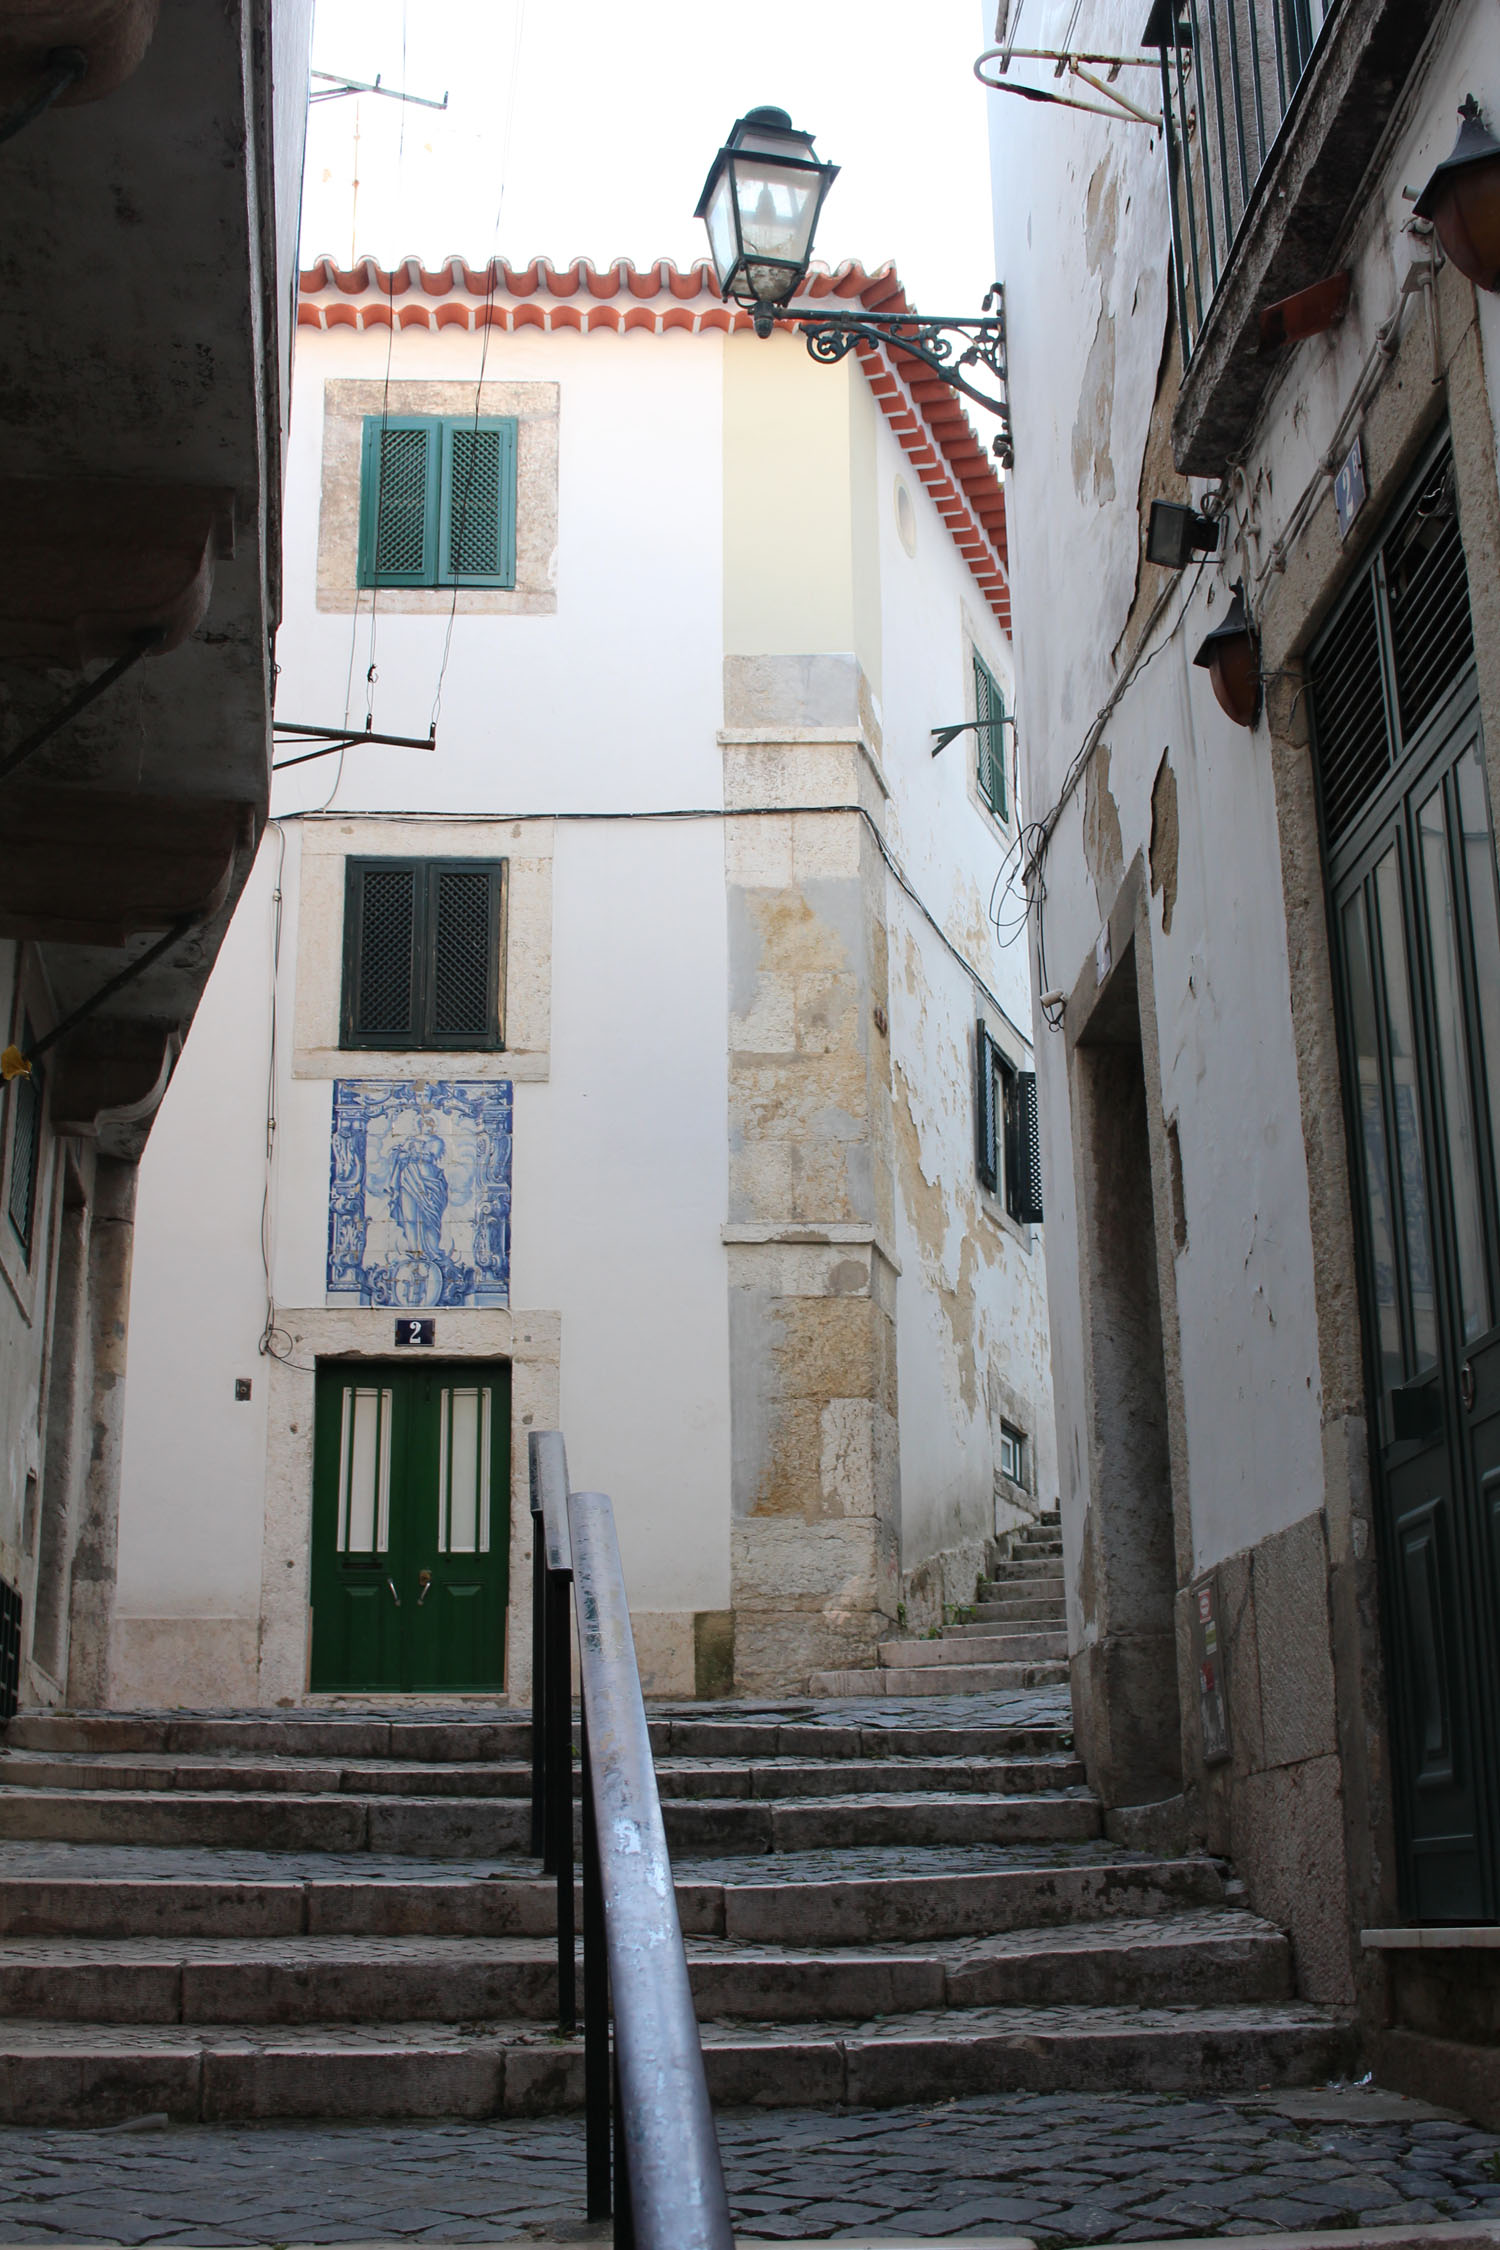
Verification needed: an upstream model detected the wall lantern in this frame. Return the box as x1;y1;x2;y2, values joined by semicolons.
694;107;840;325
1414;96;1500;293
1193;586;1261;729
696;105;1014;463
1147;499;1220;569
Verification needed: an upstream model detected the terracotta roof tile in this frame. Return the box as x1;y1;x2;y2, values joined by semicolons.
298;254;1009;629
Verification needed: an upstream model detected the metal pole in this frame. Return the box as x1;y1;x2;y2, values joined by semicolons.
583;1708;612;2222
613;2045;635;2250
548;1569;576;2033
529;1506;545;1859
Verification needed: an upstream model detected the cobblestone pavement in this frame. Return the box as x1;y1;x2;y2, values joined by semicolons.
0;2088;1496;2244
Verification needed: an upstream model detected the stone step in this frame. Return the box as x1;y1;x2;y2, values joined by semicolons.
3;1715;533;1760
983;1557;1065;1582
962;1599;1066;1625
3;1712;1074;1764
0;1999;1358;2121
0;1785;1098;1857
0;1854;1226;1943
878;1634;1067;1667
1010;1535;1063;1554
809;1662;1070;1697
978;1578;1064;1602
943;1617;1065;1639
0;1910;1292;2025
0;1752;1085;1801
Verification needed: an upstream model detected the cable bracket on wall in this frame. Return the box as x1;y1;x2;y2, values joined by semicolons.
272;719;438;773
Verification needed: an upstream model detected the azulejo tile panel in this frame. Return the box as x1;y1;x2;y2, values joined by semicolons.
328;1080;512;1308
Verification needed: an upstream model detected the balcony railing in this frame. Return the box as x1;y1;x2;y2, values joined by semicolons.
1144;0;1342;361
529;1430;734;2250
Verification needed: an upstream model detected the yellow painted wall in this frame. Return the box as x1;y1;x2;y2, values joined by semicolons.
722;331;881;690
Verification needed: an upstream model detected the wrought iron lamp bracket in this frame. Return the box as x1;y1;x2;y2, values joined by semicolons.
762;286;1014;464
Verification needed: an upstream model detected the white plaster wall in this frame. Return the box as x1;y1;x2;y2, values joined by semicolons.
869;391;1054;1584
113;836;283;1695
520;817;731;1615
986;1;1500;1594
271;323;725;822
115;316;734;1701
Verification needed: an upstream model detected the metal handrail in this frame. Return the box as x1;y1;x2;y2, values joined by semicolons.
528;1430;575;2029
528;1435;733;2249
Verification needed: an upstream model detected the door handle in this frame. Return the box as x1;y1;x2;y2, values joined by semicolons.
418;1568;433;1606
386;1578;401;1606
1461;1361;1476;1412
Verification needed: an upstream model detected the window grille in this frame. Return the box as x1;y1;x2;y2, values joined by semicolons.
1310;437;1476;854
358;415;518;590
1144;0;1343;364
342;859;506;1051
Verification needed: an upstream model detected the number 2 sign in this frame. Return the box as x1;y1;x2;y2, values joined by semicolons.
394;1318;436;1347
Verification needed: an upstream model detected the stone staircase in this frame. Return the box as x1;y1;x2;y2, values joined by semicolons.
810;1511;1069;1696
0;1696;1356;2122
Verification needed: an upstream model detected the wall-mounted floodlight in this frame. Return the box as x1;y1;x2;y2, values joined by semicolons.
1146;500;1220;569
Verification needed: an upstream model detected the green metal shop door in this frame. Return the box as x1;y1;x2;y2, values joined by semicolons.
1313;432;1500;1920
310;1360;510;1692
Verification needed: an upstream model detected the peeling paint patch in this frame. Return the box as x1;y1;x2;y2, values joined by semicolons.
1084;740;1125;907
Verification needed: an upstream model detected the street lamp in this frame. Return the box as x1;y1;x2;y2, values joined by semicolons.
696;106;1014;464
1414;96;1500;294
695;107;840;321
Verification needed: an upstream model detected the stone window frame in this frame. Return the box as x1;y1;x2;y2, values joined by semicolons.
292;815;553;1085
318;379;559;617
961;606;1014;840
975;1010;1035;1252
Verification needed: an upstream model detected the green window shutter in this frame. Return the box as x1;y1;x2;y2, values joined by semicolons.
357;417;441;587
974;654;1007;820
438;418;517;588
1009;1069;1044;1225
424;861;505;1048
975;1021;999;1192
343;860;424;1047
6;1022;42;1257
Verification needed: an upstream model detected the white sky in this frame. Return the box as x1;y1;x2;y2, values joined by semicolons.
301;0;1003;318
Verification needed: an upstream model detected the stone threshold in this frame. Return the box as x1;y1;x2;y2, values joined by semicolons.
1364;1926;1500;1949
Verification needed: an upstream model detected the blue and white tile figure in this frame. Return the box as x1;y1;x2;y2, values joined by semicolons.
327;1080;512;1308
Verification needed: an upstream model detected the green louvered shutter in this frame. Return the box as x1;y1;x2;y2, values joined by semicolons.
439;418;517;588
426;862;504;1047
1009;1070;1044;1225
358;418;441;587
343;860;423;1047
974;654;1007;820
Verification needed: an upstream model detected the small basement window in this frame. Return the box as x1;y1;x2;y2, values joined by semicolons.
358;415;518;590
998;1421;1027;1486
342;859;507;1052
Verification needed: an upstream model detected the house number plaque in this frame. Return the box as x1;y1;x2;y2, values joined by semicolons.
394;1318;436;1347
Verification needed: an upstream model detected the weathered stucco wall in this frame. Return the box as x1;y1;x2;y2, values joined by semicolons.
987;0;1500;1995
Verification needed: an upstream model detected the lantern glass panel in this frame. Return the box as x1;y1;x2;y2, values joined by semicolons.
732;155;822;289
703;168;739;292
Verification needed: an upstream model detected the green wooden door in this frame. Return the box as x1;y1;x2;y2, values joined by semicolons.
310;1360;510;1692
